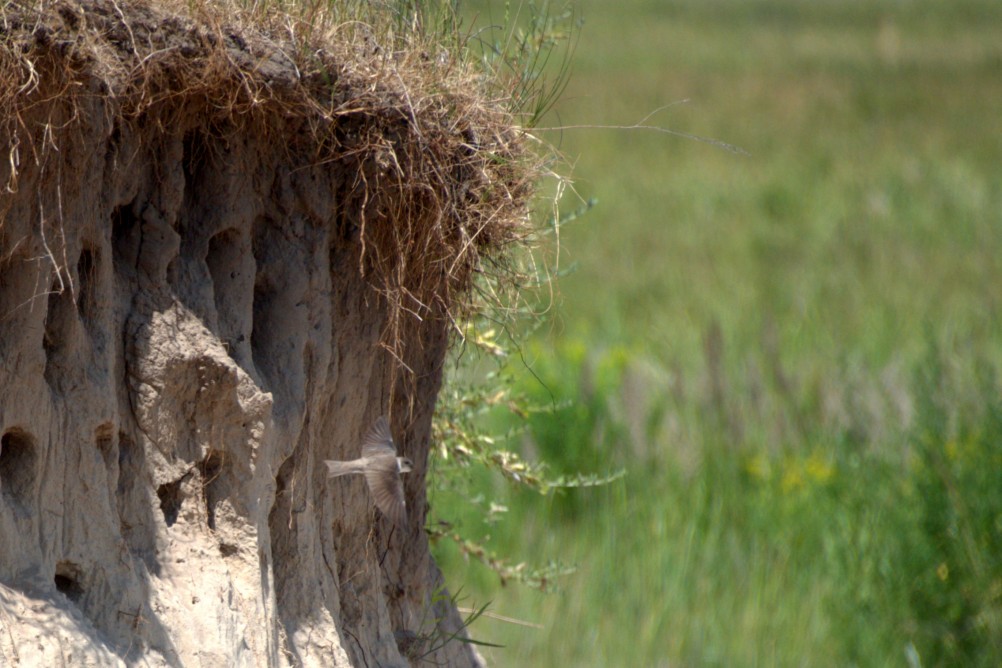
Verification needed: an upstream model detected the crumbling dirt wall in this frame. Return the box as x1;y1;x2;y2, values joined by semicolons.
0;1;529;665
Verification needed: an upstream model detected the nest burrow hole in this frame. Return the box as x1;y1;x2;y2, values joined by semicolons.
156;476;185;528
95;422;115;469
54;561;84;603
0;428;38;505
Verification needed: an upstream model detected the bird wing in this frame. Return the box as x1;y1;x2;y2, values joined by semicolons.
363;453;407;527
361;416;397;458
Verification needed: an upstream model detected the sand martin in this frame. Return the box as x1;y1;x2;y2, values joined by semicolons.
325;416;412;526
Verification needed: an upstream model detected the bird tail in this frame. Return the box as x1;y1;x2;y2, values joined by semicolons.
325;459;366;478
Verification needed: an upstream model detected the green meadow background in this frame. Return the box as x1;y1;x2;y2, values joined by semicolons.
430;0;1002;665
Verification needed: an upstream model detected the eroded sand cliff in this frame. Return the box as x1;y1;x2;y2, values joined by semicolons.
0;2;530;665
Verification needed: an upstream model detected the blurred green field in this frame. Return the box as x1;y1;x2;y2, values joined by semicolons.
430;1;1002;665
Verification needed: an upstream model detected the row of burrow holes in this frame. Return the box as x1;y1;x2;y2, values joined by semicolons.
0;425;228;606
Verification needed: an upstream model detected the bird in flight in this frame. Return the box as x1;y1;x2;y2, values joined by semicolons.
325;416;413;526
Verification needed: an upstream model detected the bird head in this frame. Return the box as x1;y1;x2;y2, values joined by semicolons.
397;457;414;473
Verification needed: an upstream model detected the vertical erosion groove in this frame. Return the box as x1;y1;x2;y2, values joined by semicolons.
0;253;41;362
198;451;225;531
42;281;76;389
207;227;250;359
75;245;100;338
250;218;277;390
111;201;141;269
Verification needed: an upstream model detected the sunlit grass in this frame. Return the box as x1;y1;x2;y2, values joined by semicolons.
431;0;1002;665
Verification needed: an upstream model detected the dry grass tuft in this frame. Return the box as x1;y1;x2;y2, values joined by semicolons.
0;0;542;378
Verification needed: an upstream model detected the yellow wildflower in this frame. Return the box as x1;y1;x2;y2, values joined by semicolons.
805;453;834;484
